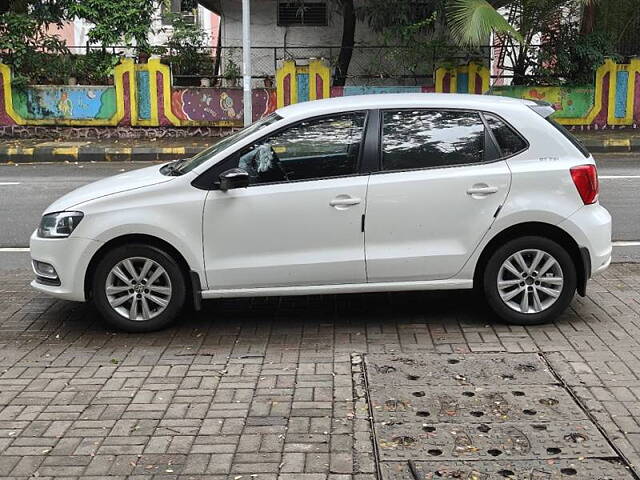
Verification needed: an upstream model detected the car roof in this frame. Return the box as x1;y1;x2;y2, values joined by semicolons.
276;93;536;118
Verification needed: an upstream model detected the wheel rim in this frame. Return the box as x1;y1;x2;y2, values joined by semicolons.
497;249;564;314
105;257;172;321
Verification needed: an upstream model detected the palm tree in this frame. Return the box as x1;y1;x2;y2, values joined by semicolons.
447;0;599;84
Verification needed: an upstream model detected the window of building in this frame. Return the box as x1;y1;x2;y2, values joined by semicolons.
382;110;486;171
277;1;328;27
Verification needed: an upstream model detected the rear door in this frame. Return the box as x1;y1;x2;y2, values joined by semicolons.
365;109;512;282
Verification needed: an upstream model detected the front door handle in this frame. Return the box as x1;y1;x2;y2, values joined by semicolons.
467;185;499;196
330;195;361;208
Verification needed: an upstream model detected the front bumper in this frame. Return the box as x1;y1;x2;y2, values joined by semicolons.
559;203;612;277
29;230;103;302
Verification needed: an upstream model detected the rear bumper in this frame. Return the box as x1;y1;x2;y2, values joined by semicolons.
29;230;103;302
559;203;612;278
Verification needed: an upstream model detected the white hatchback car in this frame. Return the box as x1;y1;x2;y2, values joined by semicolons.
30;94;612;332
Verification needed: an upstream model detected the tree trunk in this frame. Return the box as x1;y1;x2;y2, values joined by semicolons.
580;3;596;35
333;0;356;87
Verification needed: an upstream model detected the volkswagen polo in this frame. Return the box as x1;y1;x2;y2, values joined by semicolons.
30;94;612;332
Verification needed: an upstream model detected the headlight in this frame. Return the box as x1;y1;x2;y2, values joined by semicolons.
38;211;84;238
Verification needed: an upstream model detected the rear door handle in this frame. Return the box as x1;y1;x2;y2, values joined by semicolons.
467;185;499;196
330;196;361;208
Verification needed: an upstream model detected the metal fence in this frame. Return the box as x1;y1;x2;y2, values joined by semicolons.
4;43;565;87
30;44;493;86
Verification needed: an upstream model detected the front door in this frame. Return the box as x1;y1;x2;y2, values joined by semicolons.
365;109;512;282
202;111;369;290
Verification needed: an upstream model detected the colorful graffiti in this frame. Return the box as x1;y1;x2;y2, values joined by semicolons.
276;59;331;108
1;58;640;129
12;86;116;121
490;85;595;119
435;63;490;95
171;88;276;125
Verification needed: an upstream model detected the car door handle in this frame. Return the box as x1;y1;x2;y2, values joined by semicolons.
466;185;499;196
330;196;361;207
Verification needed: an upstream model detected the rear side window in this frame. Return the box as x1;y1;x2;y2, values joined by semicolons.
382;110;485;171
547;118;590;158
483;113;527;157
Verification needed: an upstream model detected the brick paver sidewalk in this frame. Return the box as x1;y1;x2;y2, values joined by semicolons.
1;264;640;478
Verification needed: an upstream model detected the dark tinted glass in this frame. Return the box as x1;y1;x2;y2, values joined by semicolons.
382;110;485;170
235;112;366;185
484;113;527;157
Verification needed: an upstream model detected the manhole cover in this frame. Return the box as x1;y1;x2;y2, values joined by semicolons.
370;385;587;424
381;458;634;480
364;353;632;478
376;421;613;461
366;353;554;386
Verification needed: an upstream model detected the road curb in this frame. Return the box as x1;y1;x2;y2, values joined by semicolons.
579;138;640;153
0;138;638;163
0;145;204;163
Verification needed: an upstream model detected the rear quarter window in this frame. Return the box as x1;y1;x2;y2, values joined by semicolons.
483;113;528;158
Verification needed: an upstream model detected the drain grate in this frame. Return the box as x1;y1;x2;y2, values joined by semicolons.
366;353;554;386
370;384;587;424
381;458;633;479
364;353;635;479
376;421;613;461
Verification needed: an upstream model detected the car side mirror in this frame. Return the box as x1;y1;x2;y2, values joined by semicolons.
219;168;250;192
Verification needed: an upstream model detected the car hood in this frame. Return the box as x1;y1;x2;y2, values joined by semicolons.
44;164;174;213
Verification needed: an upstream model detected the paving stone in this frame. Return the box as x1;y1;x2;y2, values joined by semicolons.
1;264;640;477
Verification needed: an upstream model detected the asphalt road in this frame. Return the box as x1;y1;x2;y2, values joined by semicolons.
0;154;639;270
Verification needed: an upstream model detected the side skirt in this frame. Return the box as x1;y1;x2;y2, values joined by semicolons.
201;279;473;299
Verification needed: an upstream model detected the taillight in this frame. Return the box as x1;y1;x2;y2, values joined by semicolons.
570;164;599;205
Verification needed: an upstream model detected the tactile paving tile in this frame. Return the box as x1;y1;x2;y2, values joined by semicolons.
366;353;554;387
375;421;614;461
370;384;587;424
380;458;634;479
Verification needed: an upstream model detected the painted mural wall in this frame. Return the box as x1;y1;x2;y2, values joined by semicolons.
13;86;116;121
1;58;639;129
0;59;276;128
172;87;276;124
490;85;596;119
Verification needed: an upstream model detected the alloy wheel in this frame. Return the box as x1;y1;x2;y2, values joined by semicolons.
105;257;172;321
497;249;564;314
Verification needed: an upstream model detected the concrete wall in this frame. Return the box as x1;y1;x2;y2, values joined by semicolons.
217;0;385;84
0;59;275;128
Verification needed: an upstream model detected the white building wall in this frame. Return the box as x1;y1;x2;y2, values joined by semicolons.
217;0;384;83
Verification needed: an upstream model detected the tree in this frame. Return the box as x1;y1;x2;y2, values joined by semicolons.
69;0;158;48
447;0;600;84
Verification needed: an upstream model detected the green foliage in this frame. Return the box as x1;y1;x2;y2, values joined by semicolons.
68;0;156;48
0;11;69;86
73;51;121;84
533;28;619;86
447;0;522;45
162;12;213;77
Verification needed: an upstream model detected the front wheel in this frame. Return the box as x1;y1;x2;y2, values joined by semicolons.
483;236;577;325
92;244;186;332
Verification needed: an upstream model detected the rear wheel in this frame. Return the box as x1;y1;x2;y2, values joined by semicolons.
92;244;186;332
483;236;577;325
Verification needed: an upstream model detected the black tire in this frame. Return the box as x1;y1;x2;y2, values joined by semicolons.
92;244;186;332
482;236;577;325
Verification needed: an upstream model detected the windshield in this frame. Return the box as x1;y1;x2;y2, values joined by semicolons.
175;112;282;174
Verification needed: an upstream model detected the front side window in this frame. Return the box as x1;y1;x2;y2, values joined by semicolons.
484;113;527;157
175;112;282;174
233;112;366;185
382;110;485;171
